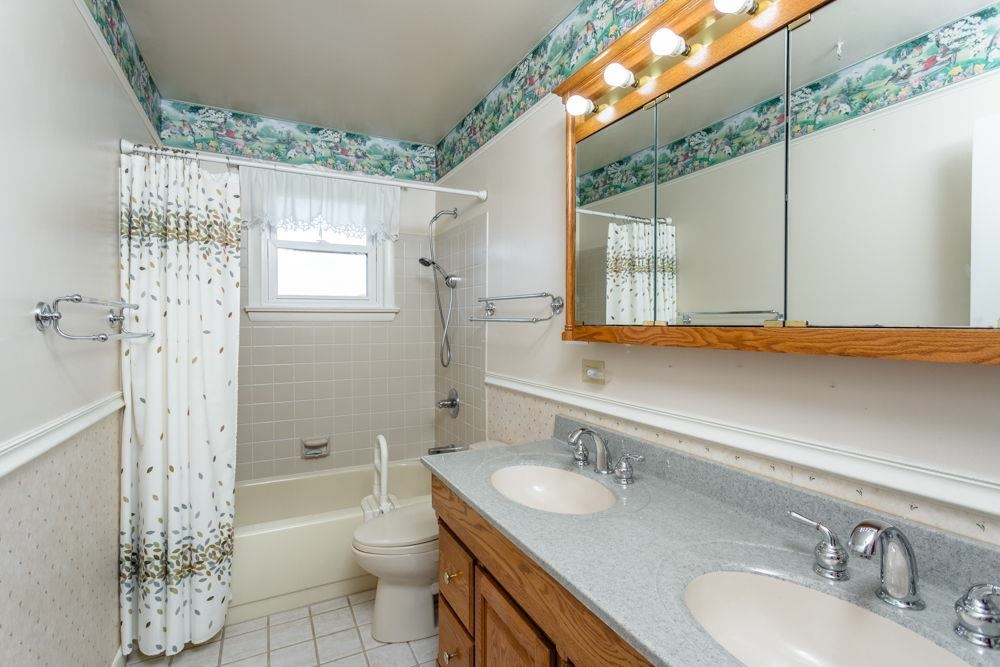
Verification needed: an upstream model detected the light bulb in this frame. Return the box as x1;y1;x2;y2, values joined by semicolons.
565;95;595;116
603;63;636;88
650;28;690;57
714;0;758;14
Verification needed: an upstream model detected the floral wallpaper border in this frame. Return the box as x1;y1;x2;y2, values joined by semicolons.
159;101;438;182
579;3;1000;206
436;0;666;177
82;0;161;128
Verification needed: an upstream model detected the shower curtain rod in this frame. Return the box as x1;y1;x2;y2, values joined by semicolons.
575;208;672;225
120;140;488;201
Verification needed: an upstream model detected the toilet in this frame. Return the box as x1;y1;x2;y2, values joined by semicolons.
351;502;440;643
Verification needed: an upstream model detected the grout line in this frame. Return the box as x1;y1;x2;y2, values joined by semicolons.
307;604;322;667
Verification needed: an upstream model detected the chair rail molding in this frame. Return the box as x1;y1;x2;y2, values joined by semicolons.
485;373;1000;517
0;393;124;477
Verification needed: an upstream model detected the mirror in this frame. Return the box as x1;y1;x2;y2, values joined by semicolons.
654;31;788;326
787;0;1000;328
575;106;657;325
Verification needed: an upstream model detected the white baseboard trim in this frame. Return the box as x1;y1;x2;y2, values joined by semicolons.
486;373;1000;517
110;646;125;667
0;393;124;477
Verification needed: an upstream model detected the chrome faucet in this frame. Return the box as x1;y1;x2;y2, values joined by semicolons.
787;511;849;581
954;583;1000;649
847;520;925;610
566;427;613;474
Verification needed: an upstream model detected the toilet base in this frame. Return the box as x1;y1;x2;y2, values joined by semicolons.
371;579;438;643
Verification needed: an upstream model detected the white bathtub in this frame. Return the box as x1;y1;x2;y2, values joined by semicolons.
229;460;432;623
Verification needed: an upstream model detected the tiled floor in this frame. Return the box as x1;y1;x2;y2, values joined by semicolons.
125;590;438;666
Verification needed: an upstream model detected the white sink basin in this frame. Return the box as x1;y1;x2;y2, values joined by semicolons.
685;571;964;666
490;465;615;515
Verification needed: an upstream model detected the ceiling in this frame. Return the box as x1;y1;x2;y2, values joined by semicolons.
120;0;581;145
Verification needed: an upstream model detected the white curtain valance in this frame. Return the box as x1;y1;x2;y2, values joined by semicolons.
240;166;401;242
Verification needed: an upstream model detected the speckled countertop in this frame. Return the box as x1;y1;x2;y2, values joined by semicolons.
422;427;1000;667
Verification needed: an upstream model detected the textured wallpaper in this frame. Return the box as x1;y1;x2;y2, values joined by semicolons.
81;0;161;128
579;3;1000;206
0;412;122;666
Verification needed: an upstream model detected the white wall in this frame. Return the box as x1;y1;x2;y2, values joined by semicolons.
0;0;157;444
437;94;1000;510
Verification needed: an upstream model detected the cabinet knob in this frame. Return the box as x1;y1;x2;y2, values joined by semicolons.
442;648;460;664
443;570;461;584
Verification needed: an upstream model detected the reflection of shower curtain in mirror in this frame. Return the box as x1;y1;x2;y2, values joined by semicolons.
606;222;676;325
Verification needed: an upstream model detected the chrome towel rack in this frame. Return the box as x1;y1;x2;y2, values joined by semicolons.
34;294;154;342
680;309;784;325
470;292;565;324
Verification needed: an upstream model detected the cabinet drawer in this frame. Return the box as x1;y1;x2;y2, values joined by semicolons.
438;598;474;667
438;523;474;629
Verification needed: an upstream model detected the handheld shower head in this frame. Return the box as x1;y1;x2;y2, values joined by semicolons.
419;257;460;288
418;257;433;267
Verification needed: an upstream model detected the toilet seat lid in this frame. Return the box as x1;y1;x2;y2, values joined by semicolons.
353;503;438;549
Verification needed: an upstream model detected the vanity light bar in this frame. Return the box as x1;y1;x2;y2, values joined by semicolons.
565;0;770;117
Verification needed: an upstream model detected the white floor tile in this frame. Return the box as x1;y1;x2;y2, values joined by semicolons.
365;642;417;667
171;641;222;667
325;653;368;667
271;618;315;650
311;596;350;614
348;590;376;605
407;636;437;664
351;600;374;625
270;606;310;625
357;624;385;652
221;628;267;664
313;607;356;637
269;639;319;667
225;617;266;638
316;628;364;663
223;655;267;667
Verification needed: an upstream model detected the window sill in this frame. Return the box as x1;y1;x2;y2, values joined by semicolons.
244;306;399;322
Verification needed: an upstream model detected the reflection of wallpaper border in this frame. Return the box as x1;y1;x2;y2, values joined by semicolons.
81;0;161;128
436;0;667;177
160;100;438;182
578;3;1000;206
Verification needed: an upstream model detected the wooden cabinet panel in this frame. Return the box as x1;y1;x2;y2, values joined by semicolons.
439;521;475;630
433;477;651;667
438;598;474;667
475;567;555;667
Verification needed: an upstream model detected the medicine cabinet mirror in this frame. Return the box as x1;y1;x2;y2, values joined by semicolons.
561;0;1000;364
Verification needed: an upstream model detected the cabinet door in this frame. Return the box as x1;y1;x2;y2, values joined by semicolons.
475;567;554;667
438;598;474;667
439;523;475;630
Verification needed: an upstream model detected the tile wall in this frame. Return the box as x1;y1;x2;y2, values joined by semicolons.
433;215;488;447
574;246;607;325
236;234;437;481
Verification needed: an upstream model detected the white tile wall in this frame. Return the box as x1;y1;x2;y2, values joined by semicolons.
236;234;437;481
433;216;488;447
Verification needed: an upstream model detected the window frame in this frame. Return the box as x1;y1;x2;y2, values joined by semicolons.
245;224;398;322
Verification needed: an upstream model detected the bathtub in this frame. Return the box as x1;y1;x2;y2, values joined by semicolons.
229;459;432;623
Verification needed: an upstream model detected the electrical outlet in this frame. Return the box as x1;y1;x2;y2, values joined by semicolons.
582;359;606;384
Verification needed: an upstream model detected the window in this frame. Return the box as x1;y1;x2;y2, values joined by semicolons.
242;168;400;322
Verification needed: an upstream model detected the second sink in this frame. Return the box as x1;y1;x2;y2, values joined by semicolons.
490;464;616;515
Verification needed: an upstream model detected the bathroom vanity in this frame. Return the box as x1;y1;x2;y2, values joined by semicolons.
423;421;1000;666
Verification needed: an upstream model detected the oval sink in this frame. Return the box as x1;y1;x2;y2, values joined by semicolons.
490;465;615;515
685;571;965;667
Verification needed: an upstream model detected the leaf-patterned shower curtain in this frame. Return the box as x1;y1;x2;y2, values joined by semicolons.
606;221;677;324
118;153;241;656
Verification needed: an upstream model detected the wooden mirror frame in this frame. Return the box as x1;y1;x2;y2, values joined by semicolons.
557;0;1000;365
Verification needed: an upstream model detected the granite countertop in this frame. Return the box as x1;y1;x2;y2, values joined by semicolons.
422;437;999;667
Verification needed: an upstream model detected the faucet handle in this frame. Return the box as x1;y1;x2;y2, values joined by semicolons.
955;583;1000;649
565;429;589;467
613;453;644;486
787;510;849;581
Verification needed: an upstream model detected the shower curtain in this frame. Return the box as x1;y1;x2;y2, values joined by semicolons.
118;153;241;656
606;221;677;324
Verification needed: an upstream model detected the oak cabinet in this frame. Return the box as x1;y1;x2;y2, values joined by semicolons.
433;476;650;667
